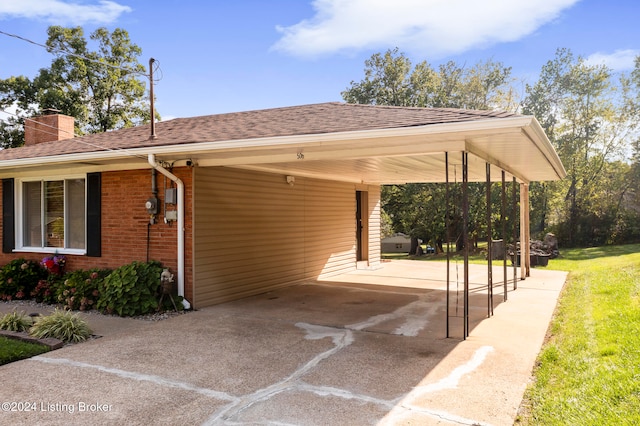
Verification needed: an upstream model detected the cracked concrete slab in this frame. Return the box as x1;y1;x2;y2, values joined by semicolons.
0;260;566;425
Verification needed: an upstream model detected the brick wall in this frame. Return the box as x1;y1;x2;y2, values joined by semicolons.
24;114;75;146
0;167;195;302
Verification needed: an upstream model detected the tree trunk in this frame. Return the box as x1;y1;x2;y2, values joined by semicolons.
409;237;420;255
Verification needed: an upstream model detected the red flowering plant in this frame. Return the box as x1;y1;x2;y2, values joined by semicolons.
31;255;67;303
41;255;66;276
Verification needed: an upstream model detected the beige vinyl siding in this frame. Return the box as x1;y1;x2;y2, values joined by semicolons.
192;167;357;308
303;178;355;279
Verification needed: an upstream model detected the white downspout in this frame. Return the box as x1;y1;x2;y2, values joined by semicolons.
148;154;191;309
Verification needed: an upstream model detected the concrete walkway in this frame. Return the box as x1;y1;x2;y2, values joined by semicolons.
0;261;567;425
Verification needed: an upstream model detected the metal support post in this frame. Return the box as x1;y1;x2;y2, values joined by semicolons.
520;183;531;278
501;170;507;301
512;177;518;290
486;163;493;317
462;152;469;339
445;152;450;338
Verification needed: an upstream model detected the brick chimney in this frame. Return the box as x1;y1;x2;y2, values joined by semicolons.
24;110;74;146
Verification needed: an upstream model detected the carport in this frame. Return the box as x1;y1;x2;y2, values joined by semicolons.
169;103;566;338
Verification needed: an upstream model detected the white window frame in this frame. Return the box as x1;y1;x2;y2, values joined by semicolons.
14;174;87;255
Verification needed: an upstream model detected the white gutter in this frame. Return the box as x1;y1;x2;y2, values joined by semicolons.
147;154;190;309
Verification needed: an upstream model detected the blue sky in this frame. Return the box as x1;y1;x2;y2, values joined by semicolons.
0;0;638;120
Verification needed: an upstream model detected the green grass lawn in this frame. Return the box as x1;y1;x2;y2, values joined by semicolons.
0;335;50;366
517;243;640;425
383;242;505;265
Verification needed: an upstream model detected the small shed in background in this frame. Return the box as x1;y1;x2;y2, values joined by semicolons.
381;233;420;253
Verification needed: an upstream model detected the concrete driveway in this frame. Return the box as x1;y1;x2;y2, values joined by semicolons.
0;260;567;425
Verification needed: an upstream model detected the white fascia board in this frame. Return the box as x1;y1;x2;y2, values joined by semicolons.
146;116;535;156
522;118;567;180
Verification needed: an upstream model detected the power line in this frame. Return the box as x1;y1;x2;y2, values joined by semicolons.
0;107;148;161
1;108;76;137
0;29;150;79
0;28;161;160
0;27;163;107
151;59;163;83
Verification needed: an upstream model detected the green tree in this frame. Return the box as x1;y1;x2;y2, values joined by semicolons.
626;58;640;236
523;48;639;246
343;49;516;251
342;48;414;106
342;48;514;110
631;138;640;204
382;184;448;253
0;26;152;147
0;118;25;150
618;137;640;242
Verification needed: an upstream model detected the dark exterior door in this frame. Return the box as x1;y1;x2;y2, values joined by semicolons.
356;191;364;261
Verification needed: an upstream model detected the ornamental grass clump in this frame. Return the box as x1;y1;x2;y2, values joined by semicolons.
0;310;32;332
29;309;92;343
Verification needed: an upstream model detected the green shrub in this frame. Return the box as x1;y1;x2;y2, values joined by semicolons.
159;293;185;312
56;269;109;311
29;309;92;343
0;259;47;300
31;278;62;304
97;261;163;316
0;310;32;332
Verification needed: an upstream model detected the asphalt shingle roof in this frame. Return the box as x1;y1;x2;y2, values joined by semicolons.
0;102;519;161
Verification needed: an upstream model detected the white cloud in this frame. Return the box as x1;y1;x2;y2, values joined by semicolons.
272;0;580;58
0;0;131;25
585;49;639;71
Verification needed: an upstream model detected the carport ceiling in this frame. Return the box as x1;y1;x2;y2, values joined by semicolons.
0;103;566;184
212;120;564;184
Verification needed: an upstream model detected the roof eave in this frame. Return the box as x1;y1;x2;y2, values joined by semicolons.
523;117;567;180
0;115;541;167
0;115;565;184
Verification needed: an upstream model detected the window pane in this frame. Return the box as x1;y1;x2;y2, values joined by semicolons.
45;180;64;248
21;178;87;251
67;179;85;249
23;181;42;247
